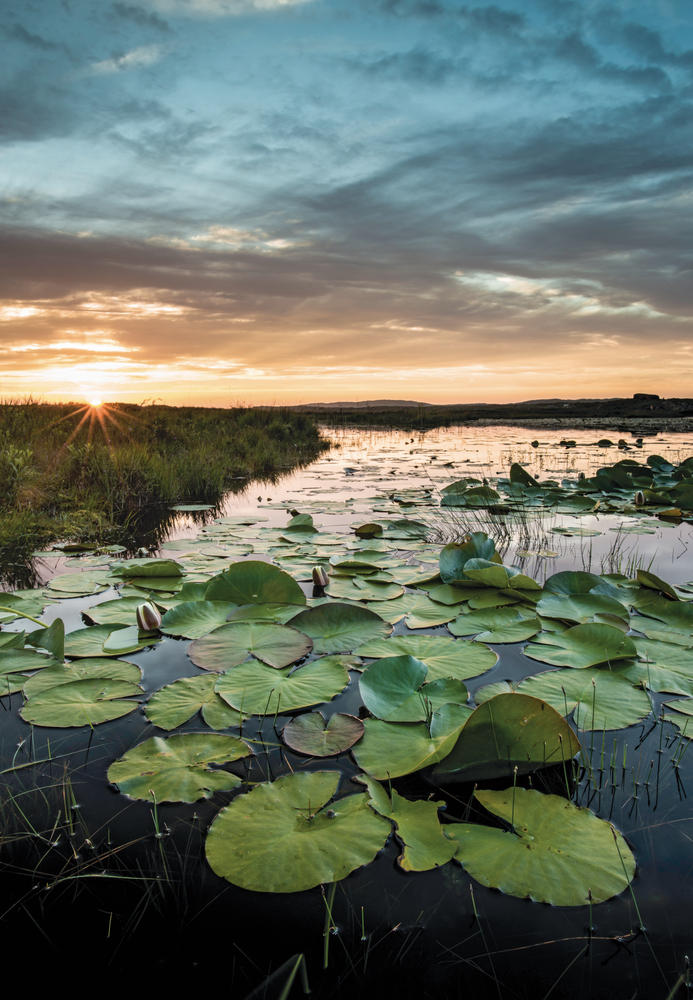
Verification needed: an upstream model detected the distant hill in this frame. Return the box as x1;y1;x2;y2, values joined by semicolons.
291;399;432;410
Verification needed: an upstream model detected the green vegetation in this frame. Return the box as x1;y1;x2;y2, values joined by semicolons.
0;400;326;585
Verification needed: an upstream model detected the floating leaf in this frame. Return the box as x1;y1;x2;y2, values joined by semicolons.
110;558;183;578
360;655;429;721
358;777;457;871
84;596;161;627
189;622;312;671
535;594;629;624
20;678;142;727
288;603;392;654
0;648;60;676
637;570;679;600
523;624;637;669
518;668;651;730
206;771;391;891
205;561;306;606
326;576;404;602
145;674;242;730
160;601;238;639
108;733;251;801
282;711;364;756
352;704;472;779
450;788;634;905
215;657;350;715
439;534;499;586
48;571;113;596
355;636;497;682
433;693;581;783
23;658;141;698
543;571;603;596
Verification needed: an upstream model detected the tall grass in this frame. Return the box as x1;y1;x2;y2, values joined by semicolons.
0;400;328;580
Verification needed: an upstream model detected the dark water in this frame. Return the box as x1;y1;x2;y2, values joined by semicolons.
2;426;693;996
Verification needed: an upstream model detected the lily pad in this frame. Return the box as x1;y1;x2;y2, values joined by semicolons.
205;770;391;892
282;711;364;756
450;787;635;905
215;657;350;715
433;693;581;782
189;622;313;671
23;658;141;698
439;534;499;585
160;601;238;639
288;603;392;654
543;571;604;596
518;668;652;730
352;704;472;779
535;594;629;624
20;678;142;727
108;733;251;801
145;674;243;730
48;571;113;596
523;624;637;669
205;561;306;606
355;636;497;682
358;777;457;871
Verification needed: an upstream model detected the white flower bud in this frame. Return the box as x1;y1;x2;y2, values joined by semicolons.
312;566;329;587
136;602;162;630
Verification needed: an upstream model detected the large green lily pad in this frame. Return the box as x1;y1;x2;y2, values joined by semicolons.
145;674;243;730
450;787;635;905
20;678;142;727
288;603;392;654
205;561;306;606
518;668;652;730
160;601;237;639
23;658;141;698
205;770;391;892
189;622;313;671
523;624;637;669
352;704;472;779
108;733;251;801
433;693;581;782
355;636;498;682
439;534;499;585
215;657;350;715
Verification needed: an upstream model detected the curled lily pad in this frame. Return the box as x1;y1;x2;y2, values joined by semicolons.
433;693;581;783
206;771;391;893
205;561;306;606
215;657;350;715
108;733;251;801
64;624;159;658
288;603;392;654
352;704;472;779
189;622;313;671
110;558;183;578
360;655;429;721
282;711;364;756
439;533;499;585
145;675;243;730
450;787;635;905
20;678;141;727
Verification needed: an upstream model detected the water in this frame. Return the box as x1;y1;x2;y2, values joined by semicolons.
2;424;693;996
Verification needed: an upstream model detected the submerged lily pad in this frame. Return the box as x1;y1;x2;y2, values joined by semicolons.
205;770;391;892
282;711;364;756
433;693;581;783
189;622;313;671
450;787;635;905
108;733;251;801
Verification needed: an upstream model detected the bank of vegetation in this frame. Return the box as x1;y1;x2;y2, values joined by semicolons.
0;400;327;568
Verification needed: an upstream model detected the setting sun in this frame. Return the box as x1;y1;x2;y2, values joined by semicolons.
89;398;102;407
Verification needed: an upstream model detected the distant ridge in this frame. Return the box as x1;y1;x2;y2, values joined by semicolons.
292;399;432;409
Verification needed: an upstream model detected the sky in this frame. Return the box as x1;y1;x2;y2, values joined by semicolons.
1;0;692;406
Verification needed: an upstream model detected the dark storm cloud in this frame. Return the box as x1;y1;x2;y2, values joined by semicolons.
5;23;61;50
111;2;172;32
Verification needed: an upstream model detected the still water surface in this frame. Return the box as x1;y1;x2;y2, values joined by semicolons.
3;424;693;997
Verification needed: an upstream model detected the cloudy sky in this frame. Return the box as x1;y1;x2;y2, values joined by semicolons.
1;0;691;405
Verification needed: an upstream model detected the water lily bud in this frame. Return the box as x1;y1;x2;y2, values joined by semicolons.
578;472;586;480
312;566;329;587
634;491;645;506
136;602;162;630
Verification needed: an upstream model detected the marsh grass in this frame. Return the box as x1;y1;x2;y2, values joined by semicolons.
0;399;327;584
